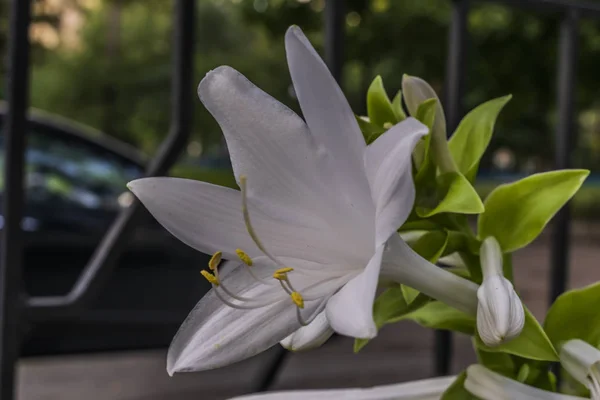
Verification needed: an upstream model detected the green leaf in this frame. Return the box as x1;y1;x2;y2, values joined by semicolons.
409;230;448;263
517;364;530;382
356;115;385;144
448;95;512;179
391;90;407;122
456;252;483;283
416;171;485;217
402;74;457;173
354;286;430;352
475;345;515;376
441;372;477;400
413;98;436;173
478;170;590;252
544;281;600;348
367;76;397;127
400;219;442;232
476;308;558;361
394;301;476;334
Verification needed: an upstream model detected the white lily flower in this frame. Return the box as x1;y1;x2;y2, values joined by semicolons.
560;339;600;399
129;26;479;375
465;365;587;400
228;376;456;400
477;236;524;346
280;311;334;351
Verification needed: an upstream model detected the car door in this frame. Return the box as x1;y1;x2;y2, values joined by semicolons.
0;118;211;356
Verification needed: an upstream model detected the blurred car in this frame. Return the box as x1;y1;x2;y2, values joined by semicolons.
0;104;211;356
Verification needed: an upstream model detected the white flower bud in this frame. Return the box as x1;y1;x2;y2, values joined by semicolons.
465;364;583;400
476;237;525;347
560;339;600;400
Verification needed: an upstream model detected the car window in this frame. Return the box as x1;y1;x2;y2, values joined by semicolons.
0;123;144;213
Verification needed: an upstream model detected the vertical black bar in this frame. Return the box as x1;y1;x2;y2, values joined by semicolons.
549;8;579;305
324;0;345;84
0;0;31;398
444;0;469;136
25;0;195;319
146;0;194;175
255;348;288;392
436;0;469;378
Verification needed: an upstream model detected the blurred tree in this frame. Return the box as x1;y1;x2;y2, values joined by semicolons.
3;0;600;171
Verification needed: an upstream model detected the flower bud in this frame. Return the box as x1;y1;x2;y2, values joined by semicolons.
476;237;525;347
560;339;600;399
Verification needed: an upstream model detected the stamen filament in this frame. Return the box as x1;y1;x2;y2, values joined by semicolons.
239;175;287;269
243;263;274;285
214;287;282;310
296;296;330;326
279;280;293;294
213;263;260;302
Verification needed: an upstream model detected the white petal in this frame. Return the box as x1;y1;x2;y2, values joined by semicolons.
128;177;351;263
438;252;467;268
364;118;428;246
401;75;445;133
198;66;333;230
228;375;456;400
167;261;323;374
476;275;525;347
465;365;586;400
326;246;384;339
284;26;374;223
280;311;333;351
560;339;600;392
380;234;478;316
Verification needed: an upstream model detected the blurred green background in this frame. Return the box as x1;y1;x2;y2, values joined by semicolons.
2;0;600;218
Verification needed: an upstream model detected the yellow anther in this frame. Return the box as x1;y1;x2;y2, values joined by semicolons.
275;267;294;274
236;249;253;266
273;272;287;281
383;122;394;129
201;270;219;286
273;267;294;281
209;251;222;270
291;292;304;309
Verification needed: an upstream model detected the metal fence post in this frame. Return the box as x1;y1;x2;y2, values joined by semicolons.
25;0;196;320
324;0;345;84
549;8;579;305
437;0;470;377
0;0;31;398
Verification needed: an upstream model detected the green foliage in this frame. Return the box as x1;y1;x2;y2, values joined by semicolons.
391;90;407;122
475;309;558;362
415;171;485;217
410;230;448;263
448;95;512;181
395;301;476;334
170;165;237;188
354;286;430;352
441;372;478;400
413;98;436;174
402;74;456;173
544;282;600;348
367;75;398;127
475;346;515;376
478;170;590;252
356;116;385;144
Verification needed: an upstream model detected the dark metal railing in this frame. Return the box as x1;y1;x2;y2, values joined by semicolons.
0;0;591;397
435;0;586;376
1;1;195;398
0;0;32;397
